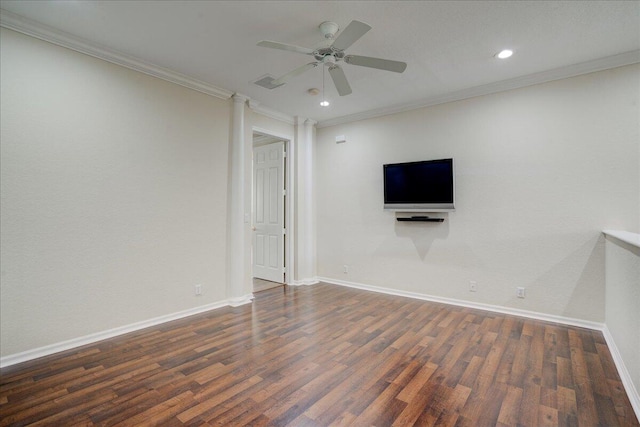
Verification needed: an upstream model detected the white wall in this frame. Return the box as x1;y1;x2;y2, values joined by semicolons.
605;235;640;407
1;23;637;362
250;112;295;142
316;64;639;322
0;28;232;357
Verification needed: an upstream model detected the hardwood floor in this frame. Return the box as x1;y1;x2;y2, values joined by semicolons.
253;278;283;293
1;283;637;426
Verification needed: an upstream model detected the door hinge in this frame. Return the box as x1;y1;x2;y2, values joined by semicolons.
283;189;287;196
282;228;286;235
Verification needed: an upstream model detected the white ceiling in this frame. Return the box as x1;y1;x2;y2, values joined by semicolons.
1;1;639;126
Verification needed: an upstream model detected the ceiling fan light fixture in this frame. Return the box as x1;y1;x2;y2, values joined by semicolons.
495;49;514;59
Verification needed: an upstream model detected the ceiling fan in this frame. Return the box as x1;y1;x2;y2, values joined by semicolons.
254;20;407;96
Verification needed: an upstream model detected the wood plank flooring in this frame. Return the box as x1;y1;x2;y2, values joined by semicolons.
1;283;638;426
253;278;283;293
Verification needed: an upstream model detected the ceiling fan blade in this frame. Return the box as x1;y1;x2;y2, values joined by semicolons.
272;62;319;85
328;65;352;96
331;20;371;51
257;40;314;55
344;55;407;73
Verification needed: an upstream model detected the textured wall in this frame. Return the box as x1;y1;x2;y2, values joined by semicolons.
316;64;639;322
0;29;231;356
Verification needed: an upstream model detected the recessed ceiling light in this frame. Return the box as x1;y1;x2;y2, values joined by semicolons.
495;49;513;59
320;100;330;107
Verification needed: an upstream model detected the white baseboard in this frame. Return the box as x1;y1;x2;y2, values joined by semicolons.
602;325;640;420
0;296;252;369
228;293;254;307
289;277;319;286
318;276;604;330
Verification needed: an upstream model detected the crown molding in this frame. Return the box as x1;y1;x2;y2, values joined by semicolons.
294;116;310;126
0;9;234;100
317;50;640;128
232;93;251;104
248;100;295;125
3;9;637;129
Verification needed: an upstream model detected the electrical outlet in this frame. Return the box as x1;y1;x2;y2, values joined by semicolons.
343;265;349;274
516;287;525;298
195;284;202;296
469;281;477;292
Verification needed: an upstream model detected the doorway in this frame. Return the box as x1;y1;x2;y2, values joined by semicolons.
252;130;291;292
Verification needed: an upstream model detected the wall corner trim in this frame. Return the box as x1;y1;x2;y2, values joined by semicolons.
0;297;252;369
0;10;234;100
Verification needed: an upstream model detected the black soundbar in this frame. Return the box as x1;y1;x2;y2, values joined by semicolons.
396;216;445;222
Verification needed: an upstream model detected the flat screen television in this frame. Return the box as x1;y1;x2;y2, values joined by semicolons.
383;158;455;211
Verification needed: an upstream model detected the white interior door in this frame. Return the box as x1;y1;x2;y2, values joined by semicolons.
252;141;285;283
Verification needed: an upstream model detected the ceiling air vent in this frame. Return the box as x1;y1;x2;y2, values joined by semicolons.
252;74;285;90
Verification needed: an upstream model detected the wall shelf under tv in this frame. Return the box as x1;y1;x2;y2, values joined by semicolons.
396;216;445;222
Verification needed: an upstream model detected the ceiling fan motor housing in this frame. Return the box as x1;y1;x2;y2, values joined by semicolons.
314;47;344;62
